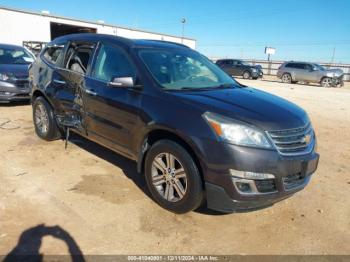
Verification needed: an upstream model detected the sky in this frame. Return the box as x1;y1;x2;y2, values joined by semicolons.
1;0;350;63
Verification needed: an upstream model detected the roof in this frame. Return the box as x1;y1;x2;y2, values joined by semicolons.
52;33;190;49
0;6;196;41
286;61;316;64
0;43;26;49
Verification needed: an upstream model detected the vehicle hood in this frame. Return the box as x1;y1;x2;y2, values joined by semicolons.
0;64;30;78
242;64;262;70
324;68;343;77
252;65;262;70
173;87;309;131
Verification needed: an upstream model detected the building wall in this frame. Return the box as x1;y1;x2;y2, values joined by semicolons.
0;8;196;49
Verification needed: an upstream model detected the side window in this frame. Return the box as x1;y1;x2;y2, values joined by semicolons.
65;42;95;75
298;63;306;69
91;44;135;82
226;60;233;66
43;45;64;65
303;64;312;70
285;63;295;69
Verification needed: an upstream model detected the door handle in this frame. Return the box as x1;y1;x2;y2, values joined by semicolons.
85;89;97;96
53;79;66;85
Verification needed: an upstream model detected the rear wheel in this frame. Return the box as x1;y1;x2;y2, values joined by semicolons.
33;97;61;141
144;140;203;213
321;77;332;87
243;71;251;79
281;73;292;84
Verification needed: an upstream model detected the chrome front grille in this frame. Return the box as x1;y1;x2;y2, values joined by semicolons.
267;123;314;155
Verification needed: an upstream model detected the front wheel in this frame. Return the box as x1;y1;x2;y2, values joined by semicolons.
242;71;251;79
144;140;203;214
33;97;61;141
321;77;333;88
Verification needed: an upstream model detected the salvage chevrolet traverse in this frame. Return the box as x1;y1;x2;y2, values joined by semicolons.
29;34;319;213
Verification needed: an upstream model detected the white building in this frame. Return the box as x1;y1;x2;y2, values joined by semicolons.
0;6;196;49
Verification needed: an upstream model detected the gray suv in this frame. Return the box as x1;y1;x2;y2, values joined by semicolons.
277;61;344;87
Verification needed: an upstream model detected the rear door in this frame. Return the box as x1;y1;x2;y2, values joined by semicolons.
83;42;142;158
301;63;320;82
234;60;245;76
57;41;96;131
288;63;304;81
221;60;234;75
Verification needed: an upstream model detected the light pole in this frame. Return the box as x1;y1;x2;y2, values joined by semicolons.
181;18;186;43
331;46;336;65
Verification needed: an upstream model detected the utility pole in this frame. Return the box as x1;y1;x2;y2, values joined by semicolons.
331;46;336;65
181;18;186;44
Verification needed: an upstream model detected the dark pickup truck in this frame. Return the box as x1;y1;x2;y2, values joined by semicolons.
29;34;319;214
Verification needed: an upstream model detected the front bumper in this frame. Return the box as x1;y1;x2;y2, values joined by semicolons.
0;80;31;102
331;76;344;87
252;70;263;79
197;139;319;213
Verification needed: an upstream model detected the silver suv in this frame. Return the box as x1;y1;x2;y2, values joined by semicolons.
277;61;344;87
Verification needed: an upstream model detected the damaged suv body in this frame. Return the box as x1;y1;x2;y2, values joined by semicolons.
277;61;344;87
29;34;319;213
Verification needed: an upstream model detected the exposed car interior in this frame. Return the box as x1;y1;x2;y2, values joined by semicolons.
65;43;94;74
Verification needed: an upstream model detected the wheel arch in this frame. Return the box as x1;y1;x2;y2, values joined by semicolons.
31;89;54;108
137;128;204;183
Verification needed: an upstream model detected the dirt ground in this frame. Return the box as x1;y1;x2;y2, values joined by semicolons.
0;79;349;256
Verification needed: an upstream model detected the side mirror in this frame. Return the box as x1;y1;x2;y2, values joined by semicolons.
310;67;316;72
108;76;135;88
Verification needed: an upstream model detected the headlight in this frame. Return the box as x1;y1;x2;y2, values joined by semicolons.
203;112;272;148
0;73;10;81
251;68;257;72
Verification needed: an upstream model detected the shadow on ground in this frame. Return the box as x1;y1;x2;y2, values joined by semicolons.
4;224;85;262
68;133;152;201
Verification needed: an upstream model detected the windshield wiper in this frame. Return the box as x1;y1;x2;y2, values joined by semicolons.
166;84;236;92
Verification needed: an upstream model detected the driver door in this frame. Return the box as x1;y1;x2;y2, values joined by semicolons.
83;42;142;158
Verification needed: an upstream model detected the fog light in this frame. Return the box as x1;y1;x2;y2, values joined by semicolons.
236;182;252;193
230;169;275;180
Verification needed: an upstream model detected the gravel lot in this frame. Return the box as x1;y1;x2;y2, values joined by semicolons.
0;79;349;256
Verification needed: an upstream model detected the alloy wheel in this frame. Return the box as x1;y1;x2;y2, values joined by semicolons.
151;153;187;202
282;74;291;83
322;78;332;87
35;103;49;135
243;72;250;79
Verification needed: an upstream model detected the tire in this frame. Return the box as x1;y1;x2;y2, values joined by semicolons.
321;77;332;88
281;73;292;84
242;71;251;79
144;140;203;214
32;96;61;141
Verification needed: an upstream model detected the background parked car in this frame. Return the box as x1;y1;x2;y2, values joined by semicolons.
0;43;35;102
216;59;263;80
277;61;344;87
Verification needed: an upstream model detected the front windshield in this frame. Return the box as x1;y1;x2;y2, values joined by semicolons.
139;49;237;90
314;64;325;71
0;47;35;65
240;60;251;66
